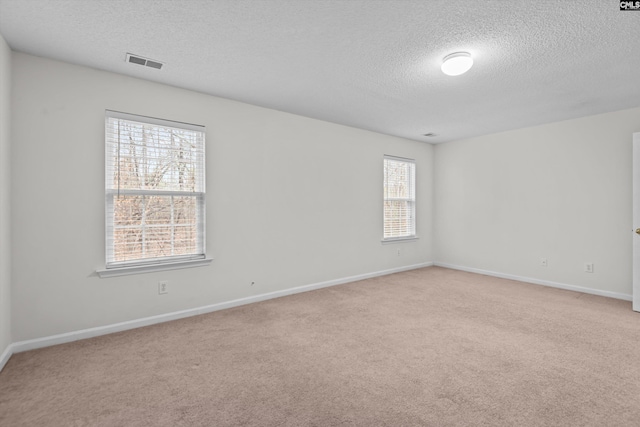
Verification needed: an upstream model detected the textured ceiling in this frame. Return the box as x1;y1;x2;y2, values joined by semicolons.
0;0;638;143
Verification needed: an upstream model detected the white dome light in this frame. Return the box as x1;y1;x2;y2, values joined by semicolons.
441;52;473;76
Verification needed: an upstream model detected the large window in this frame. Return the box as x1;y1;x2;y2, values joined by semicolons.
105;111;205;268
383;155;416;240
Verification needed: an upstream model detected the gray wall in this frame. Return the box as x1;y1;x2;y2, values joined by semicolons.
10;52;434;342
5;48;639;349
435;107;640;297
0;34;12;360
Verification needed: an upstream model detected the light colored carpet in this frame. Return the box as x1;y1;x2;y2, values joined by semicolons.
1;266;640;426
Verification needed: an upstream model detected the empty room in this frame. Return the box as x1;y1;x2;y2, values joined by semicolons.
1;1;640;426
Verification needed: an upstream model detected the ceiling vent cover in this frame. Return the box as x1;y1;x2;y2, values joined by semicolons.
126;53;164;70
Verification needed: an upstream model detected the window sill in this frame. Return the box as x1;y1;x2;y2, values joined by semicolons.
381;236;419;244
96;258;213;278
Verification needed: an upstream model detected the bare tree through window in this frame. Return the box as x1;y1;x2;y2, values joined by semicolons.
383;156;415;239
105;112;205;266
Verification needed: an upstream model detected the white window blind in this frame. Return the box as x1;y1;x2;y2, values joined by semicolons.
383;155;416;240
105;111;206;268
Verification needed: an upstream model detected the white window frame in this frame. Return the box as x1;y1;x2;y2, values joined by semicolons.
98;111;210;277
382;155;417;242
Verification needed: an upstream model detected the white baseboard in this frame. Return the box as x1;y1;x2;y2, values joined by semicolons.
0;343;12;372
434;262;632;301
8;262;433;357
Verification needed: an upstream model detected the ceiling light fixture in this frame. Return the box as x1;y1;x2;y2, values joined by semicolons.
441;52;473;76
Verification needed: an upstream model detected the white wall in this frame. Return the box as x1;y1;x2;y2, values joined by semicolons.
434;107;640;297
0;34;12;360
9;49;637;347
10;52;433;342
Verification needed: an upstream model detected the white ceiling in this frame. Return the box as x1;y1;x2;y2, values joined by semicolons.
0;0;638;143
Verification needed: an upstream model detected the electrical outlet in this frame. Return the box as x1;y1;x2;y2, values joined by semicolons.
158;281;168;294
540;258;548;267
584;263;594;273
397;248;401;256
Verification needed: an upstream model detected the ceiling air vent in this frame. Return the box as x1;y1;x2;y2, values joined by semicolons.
125;53;164;70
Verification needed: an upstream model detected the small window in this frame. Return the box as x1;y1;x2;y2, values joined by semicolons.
105;111;206;268
383;155;416;240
